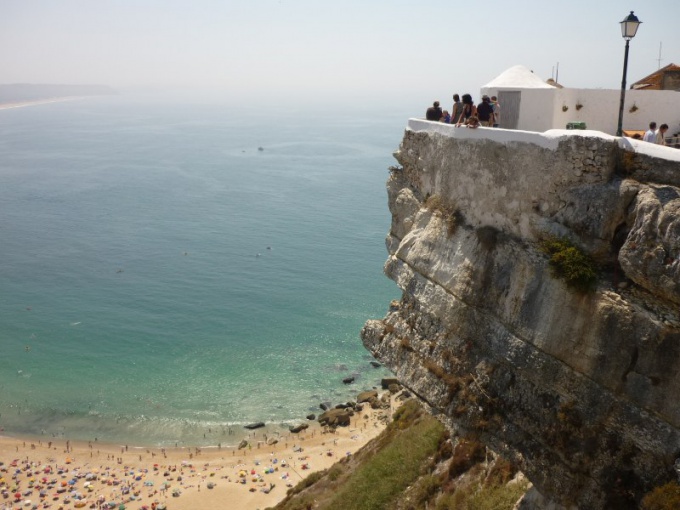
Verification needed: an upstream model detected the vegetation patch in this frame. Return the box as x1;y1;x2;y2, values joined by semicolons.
448;437;486;479
484;457;519;487
285;470;325;497
321;401;445;510
273;399;528;510
540;235;597;292
425;194;462;236
641;481;680;510
434;478;530;510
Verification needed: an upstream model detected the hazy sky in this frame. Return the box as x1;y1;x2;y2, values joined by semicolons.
2;1;679;107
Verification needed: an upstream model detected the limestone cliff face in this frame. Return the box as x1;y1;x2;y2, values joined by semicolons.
361;121;680;509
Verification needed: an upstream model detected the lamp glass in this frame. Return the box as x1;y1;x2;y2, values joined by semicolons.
620;11;641;39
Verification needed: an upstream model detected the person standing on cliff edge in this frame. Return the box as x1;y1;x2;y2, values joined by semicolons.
451;94;463;125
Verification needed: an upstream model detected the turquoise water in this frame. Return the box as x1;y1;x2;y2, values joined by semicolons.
0;97;401;446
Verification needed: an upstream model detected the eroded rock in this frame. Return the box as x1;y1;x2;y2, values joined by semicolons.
363;126;680;509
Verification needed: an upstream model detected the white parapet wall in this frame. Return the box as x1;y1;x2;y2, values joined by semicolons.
407;118;680;163
401;118;680;248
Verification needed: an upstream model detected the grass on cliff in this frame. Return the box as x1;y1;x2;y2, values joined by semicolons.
540;235;597;292
271;399;528;510
272;400;445;510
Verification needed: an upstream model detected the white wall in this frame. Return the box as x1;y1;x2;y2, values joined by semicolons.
481;87;556;132
482;85;680;136
517;89;556;132
551;88;680;135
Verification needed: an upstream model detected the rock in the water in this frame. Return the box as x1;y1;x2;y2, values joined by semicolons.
306;414;316;421
370;361;381;368
319;402;332;411
342;376;355;384
318;408;352;427
289;423;309;433
237;440;248;450
381;378;399;389
267;438;279;446
244;422;265;430
357;390;378;403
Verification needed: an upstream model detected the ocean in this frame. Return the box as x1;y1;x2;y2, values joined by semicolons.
0;96;402;447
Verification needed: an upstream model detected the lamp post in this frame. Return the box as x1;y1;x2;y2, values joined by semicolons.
616;11;642;137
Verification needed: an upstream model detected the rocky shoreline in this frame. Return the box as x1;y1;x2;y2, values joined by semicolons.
243;376;404;440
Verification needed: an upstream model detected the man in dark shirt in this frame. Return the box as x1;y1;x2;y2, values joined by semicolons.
477;95;494;127
426;101;442;121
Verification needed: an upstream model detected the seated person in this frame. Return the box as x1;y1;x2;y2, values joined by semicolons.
426;101;442;121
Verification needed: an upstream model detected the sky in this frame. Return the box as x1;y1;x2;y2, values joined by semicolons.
1;1;679;110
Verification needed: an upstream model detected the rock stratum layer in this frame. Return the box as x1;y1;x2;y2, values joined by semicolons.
361;121;680;509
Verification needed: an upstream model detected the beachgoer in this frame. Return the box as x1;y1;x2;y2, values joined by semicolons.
426;101;442;121
441;110;451;123
477;95;494;127
656;124;668;145
643;122;657;143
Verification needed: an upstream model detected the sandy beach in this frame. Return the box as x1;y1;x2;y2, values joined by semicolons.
0;97;82;110
0;402;391;510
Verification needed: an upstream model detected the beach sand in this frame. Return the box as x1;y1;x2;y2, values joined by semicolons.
0;403;392;510
0;97;81;110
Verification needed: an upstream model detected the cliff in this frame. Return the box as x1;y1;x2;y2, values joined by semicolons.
361;121;680;509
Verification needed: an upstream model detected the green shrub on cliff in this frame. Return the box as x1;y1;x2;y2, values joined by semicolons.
322;401;444;510
540;236;597;292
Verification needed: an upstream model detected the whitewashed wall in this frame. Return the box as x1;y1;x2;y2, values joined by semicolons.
516;89;555;132
551;88;680;135
481;86;680;136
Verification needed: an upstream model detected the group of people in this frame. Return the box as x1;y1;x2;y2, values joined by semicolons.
426;93;500;128
642;121;670;145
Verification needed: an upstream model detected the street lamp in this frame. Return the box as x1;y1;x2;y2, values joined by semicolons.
616;11;642;137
